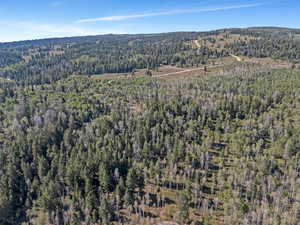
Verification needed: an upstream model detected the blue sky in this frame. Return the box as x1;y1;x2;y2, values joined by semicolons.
0;0;299;42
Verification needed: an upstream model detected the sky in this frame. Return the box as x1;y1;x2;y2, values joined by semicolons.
0;0;299;42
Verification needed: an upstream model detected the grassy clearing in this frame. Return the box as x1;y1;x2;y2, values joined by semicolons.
193;33;259;51
87;63;231;81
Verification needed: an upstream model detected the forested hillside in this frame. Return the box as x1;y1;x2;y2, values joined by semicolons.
0;27;300;225
1;27;300;85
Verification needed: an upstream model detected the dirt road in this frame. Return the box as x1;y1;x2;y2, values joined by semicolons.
230;54;242;62
154;64;223;78
154;67;205;78
194;39;201;48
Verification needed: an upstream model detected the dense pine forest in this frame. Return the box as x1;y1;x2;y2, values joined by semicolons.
0;27;300;225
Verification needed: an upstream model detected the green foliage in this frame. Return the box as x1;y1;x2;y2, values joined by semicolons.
0;43;300;225
177;192;190;223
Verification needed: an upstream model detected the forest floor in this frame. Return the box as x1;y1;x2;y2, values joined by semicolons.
116;85;300;225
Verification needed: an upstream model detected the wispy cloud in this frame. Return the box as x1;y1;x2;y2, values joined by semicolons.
76;3;261;23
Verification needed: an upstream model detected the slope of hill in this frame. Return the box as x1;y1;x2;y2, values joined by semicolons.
0;27;300;225
1;65;300;225
0;27;299;86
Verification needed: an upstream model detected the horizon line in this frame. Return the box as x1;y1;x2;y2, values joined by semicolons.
1;26;299;44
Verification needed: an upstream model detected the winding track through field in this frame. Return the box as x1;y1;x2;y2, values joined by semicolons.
154;67;206;78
